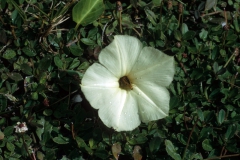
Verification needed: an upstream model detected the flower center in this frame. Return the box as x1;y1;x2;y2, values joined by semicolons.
119;76;133;91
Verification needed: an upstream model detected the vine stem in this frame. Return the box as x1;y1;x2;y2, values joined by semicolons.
182;118;198;160
117;1;123;33
204;153;240;160
35;90;78;113
200;11;222;17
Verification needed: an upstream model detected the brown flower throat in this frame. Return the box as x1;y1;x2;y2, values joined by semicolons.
119;76;133;91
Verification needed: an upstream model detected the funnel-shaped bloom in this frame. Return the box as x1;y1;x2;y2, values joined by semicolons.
81;35;175;131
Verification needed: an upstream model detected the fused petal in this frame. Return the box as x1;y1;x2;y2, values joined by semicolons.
82;85;140;131
99;35;143;78
129;47;175;87
81;86;119;110
133;83;170;123
81;63;119;88
98;91;140;131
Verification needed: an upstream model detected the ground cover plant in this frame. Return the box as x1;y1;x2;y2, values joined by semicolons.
0;0;240;159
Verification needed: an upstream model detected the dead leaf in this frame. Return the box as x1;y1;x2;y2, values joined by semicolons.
132;145;142;160
0;131;4;140
112;143;121;160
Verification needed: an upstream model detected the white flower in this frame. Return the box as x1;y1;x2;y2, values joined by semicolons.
81;35;175;131
14;122;28;133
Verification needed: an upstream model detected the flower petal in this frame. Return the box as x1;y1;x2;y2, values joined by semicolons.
81;86;118;110
99;35;143;78
133;83;170;123
81;63;119;88
99;91;141;131
129;47;175;87
81;85;141;131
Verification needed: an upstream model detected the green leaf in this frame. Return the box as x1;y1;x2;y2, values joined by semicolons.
54;56;63;69
88;28;98;38
152;0;162;6
233;18;239;32
36;151;45;160
69;58;80;69
78;61;90;70
69;45;83;56
174;30;182;41
72;0;105;28
94;149;108;159
177;133;188;145
121;14;136;28
36;118;45;141
199;29;208;40
149;137;161;153
205;0;217;10
225;124;237;140
6;142;15;152
190;68;203;80
165;140;181;160
190;153;203;160
197;109;204;122
220;49;226;57
3;49;16;59
43;109;53;116
181;23;188;35
21;63;32;75
75;136;93;155
22;47;37;57
218;109;225;125
0;118;6;127
145;8;157;26
128;135;148;145
53;136;69;144
8;0;26;20
7;72;23;81
183;31;196;40
202;139;213;151
226;34;238;41
75;136;87;148
81;38;95;45
6;81;11;92
3;126;14;136
31;92;38;100
106;20;118;36
39;56;52;71
213;62;219;74
170;96;180;109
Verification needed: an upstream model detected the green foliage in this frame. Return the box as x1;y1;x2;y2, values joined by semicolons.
0;0;240;159
72;0;105;29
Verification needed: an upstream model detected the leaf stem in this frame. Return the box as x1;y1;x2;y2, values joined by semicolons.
74;23;80;31
223;51;235;68
132;28;141;37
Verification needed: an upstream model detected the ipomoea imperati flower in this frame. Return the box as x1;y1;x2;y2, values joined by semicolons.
81;35;175;131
